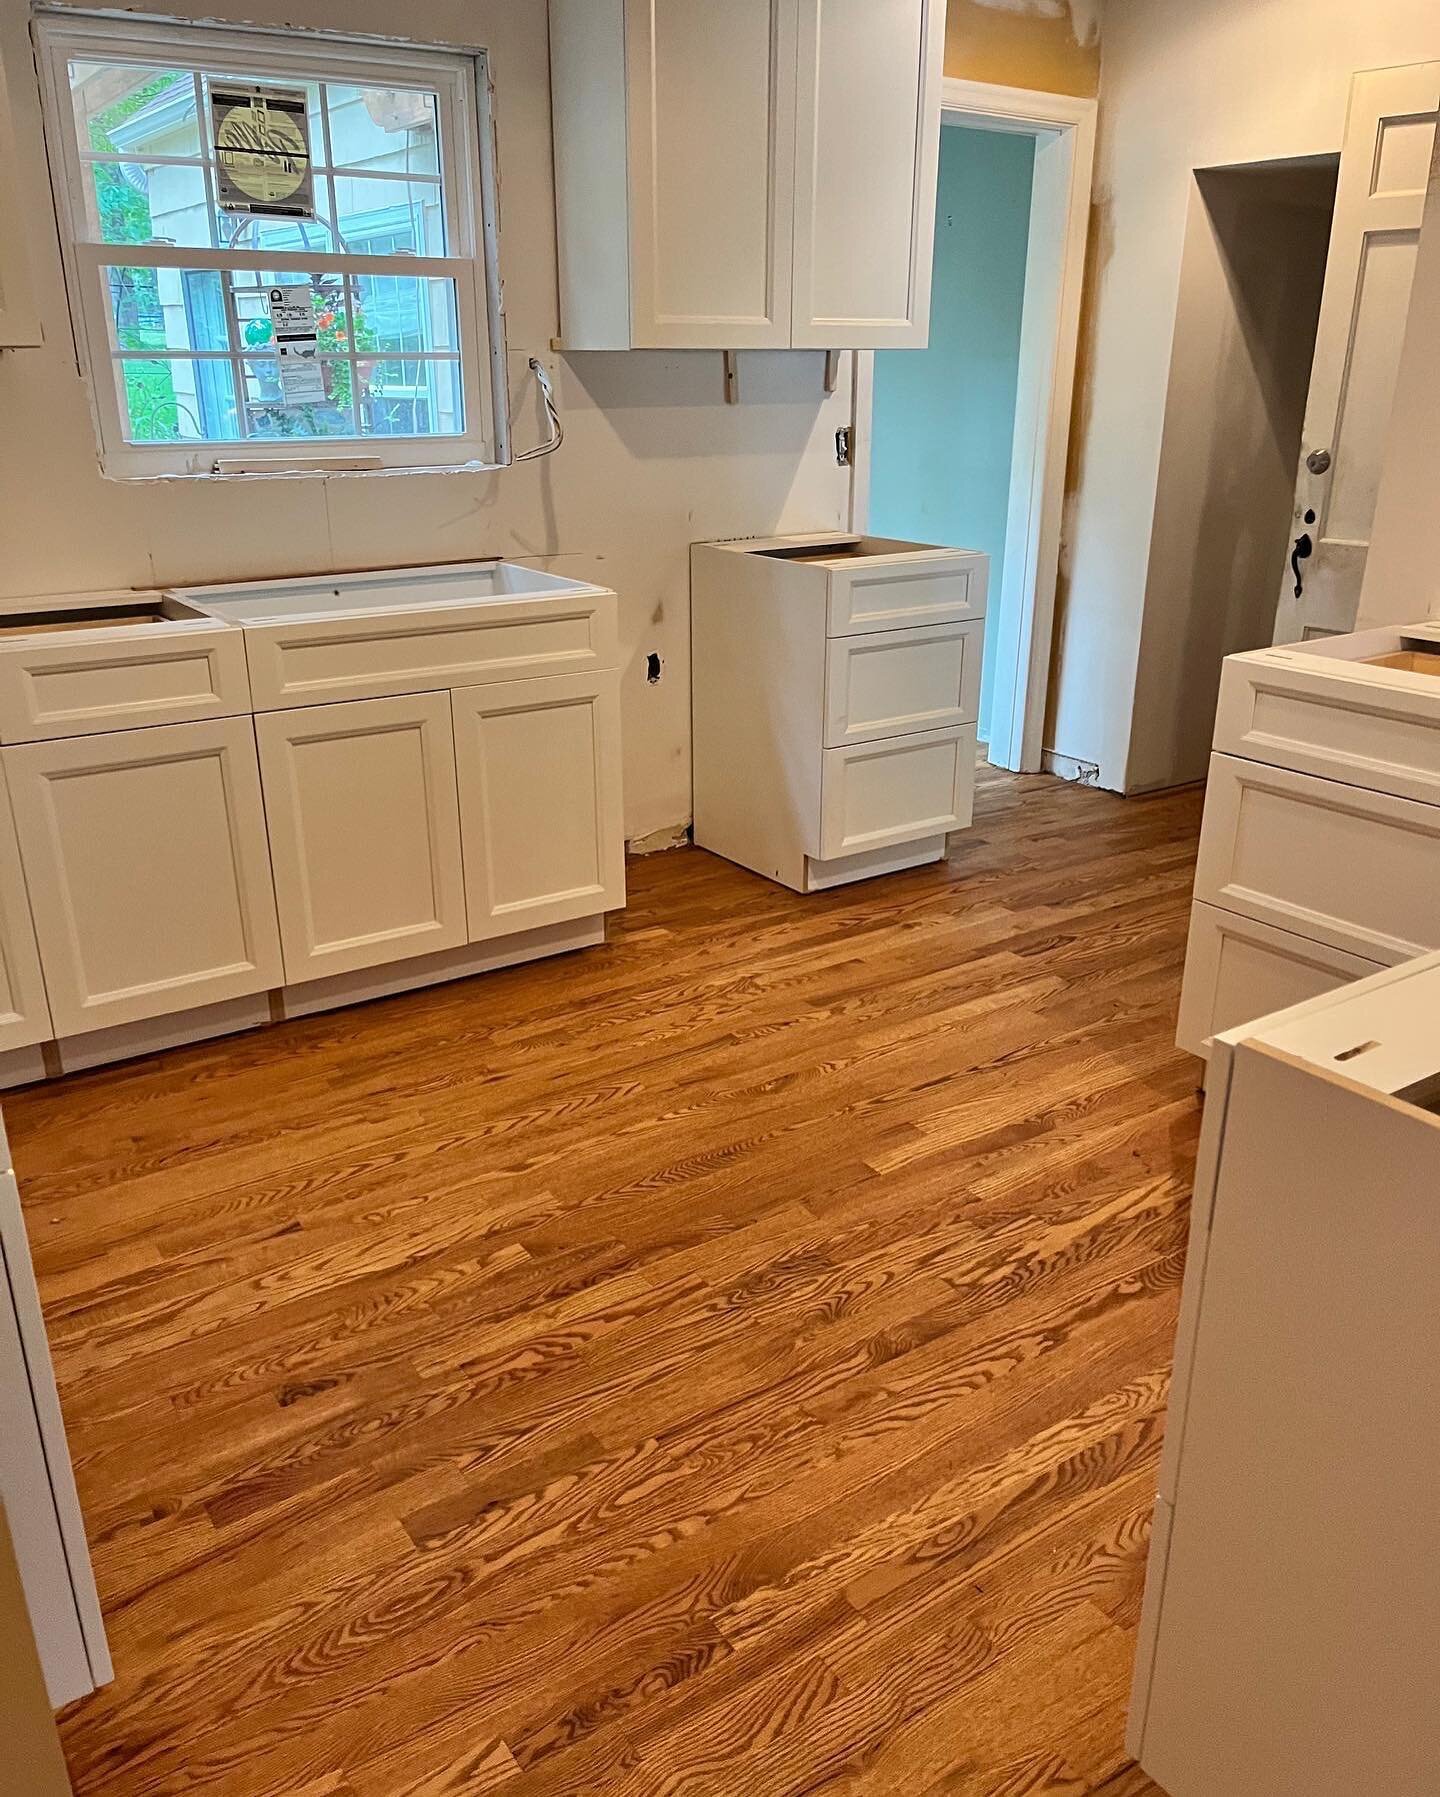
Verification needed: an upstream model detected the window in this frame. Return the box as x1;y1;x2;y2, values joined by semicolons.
36;15;504;476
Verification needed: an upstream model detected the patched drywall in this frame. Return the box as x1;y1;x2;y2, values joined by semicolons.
944;0;1100;99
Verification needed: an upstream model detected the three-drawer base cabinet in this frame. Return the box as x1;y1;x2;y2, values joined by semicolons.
1177;621;1440;1056
692;534;987;893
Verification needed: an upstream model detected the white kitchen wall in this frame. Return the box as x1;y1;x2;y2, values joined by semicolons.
1053;0;1440;794
0;0;852;843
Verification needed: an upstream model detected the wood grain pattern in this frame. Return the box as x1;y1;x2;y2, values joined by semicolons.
8;763;1197;1796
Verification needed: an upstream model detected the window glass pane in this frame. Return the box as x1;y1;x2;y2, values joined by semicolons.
358;359;463;438
325;176;446;255
350;276;459;355
104;264;229;353
118;356;235;443
71;63;201;158
243;355;357;438
322;85;440;175
86;160;212;248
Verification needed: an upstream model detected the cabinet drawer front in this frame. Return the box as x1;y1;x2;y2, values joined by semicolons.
824;620;981;747
4;719;282;1037
827;552;987;635
244;594;619;710
1177;901;1383;1058
1194;753;1440;966
1215;654;1440;804
0;760;50;1052
0;626;250;743
256;694;467;985
453;671;626;940
818;724;975;860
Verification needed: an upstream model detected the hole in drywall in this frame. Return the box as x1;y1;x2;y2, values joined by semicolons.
646;652;663;684
1334;1040;1380;1063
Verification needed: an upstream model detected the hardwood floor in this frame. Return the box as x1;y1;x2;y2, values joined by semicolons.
9;764;1203;1797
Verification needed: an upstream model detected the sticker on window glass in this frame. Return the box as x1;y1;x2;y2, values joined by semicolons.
267;285;326;404
212;83;315;218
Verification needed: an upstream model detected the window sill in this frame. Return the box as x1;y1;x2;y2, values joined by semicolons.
100;455;505;485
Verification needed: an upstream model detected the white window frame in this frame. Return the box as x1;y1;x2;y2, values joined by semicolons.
34;12;509;479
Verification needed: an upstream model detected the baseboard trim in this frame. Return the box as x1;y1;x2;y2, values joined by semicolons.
10;917;610;1086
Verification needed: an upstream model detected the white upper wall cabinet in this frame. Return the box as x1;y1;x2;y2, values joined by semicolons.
549;0;943;350
790;0;943;349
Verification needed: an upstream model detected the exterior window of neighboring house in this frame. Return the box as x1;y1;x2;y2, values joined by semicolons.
35;14;503;476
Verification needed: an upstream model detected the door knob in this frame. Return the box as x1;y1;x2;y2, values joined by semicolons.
1305;448;1332;475
1290;531;1314;598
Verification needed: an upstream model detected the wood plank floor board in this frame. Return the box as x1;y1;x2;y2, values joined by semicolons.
10;765;1201;1795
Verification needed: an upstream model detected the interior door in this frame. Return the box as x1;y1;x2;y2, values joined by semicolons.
1273;63;1440;642
255;693;468;985
625;0;796;348
452;672;625;940
790;0;944;348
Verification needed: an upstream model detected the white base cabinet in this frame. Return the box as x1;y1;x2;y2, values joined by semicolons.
0;760;50;1054
0;1112;108;1708
1133;956;1440;1797
0;563;625;1084
1178;620;1440;1054
693;534;987;893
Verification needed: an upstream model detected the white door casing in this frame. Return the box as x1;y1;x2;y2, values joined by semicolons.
1274;63;1440;643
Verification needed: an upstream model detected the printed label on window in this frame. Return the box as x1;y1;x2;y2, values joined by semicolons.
212;83;315;218
267;285;326;404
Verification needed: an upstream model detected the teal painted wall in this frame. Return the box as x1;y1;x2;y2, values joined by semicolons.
870;124;1034;744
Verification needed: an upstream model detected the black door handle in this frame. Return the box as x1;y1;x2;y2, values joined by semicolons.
1290;532;1313;598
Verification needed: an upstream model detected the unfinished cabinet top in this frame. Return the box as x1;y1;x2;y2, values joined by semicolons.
176;561;609;626
0;591;215;642
701;534;978;566
1235;620;1440;696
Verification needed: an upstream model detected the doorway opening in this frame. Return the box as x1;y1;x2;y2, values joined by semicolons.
1125;154;1339;790
870;123;1033;751
852;80;1096;775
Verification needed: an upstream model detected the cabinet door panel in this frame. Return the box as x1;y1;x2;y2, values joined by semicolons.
453;673;625;939
626;0;795;347
256;694;467;985
5;719;282;1036
791;0;944;347
0;760;50;1053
